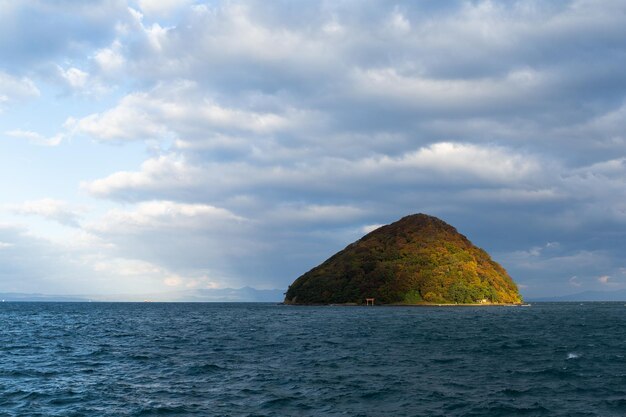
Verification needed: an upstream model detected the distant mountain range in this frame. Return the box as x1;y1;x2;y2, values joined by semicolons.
0;292;87;302
528;289;626;302
0;287;284;302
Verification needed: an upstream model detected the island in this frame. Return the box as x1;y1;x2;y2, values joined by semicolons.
284;213;522;305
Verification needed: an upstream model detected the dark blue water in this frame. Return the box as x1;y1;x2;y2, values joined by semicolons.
1;302;625;416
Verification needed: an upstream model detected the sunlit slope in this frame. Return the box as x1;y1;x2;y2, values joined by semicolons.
285;214;521;305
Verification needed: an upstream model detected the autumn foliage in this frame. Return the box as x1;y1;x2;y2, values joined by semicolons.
284;214;521;305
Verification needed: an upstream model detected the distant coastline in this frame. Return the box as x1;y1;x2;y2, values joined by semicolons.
0;287;284;303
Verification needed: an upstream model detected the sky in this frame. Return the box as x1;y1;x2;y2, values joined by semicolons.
0;0;625;299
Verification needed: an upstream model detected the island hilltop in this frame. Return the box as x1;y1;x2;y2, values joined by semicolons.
285;214;522;305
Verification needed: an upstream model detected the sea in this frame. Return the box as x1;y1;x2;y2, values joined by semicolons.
1;302;625;416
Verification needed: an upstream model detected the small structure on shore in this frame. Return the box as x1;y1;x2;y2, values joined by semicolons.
366;298;375;306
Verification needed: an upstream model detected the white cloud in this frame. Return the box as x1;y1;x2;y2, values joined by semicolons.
5;129;64;146
162;273;220;289
66;82;297;143
0;223;225;295
89;200;245;234
388;142;540;182
386;8;411;35
0;225;114;294
92;257;162;276
569;276;582;287
138;0;192;18
80;200;259;288
502;249;610;272
65;92;166;141
362;224;384;234
163;274;183;286
573;158;626;177
57;66;89;89
322;18;344;36
0;72;39;104
9;199;85;227
144;22;171;52
94;41;126;73
267;204;366;224
82;154;201;198
351;67;545;112
460;188;563;203
83;142;543;201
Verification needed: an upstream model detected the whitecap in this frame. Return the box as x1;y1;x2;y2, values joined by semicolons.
567;353;580;359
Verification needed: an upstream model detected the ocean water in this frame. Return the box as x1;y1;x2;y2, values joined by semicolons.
1;302;625;416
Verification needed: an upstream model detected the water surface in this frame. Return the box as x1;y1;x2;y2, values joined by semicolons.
1;302;625;416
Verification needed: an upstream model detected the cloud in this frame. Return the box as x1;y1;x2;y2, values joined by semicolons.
82;155;202;200
497;242;623;297
138;0;192;18
92;257;161;276
57;66;89;89
49;64;110;96
0;224;100;294
65;93;166;142
82;200;258;287
3;0;626;297
266;204;366;225
0;223;221;295
94;40;126;74
569;276;582;287
503;248;610;272
388;142;539;182
0;72;39;105
350;67;546;114
386;7;411;35
362;224;384;234
5;129;64;146
64;81;301;143
82;142;544;201
0;2;132;70
9;199;84;227
89;200;245;234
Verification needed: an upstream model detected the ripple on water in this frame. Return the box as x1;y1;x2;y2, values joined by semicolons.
1;302;626;416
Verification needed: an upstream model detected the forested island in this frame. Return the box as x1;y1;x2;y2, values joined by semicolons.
285;214;522;305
